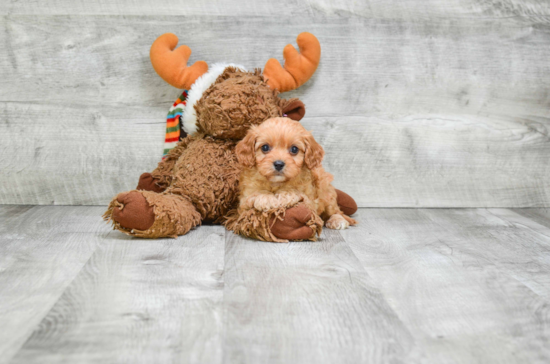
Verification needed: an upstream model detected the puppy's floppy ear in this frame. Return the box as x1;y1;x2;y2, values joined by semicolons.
304;132;324;169
236;130;257;167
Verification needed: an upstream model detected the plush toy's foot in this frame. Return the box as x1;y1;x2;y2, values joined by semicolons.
136;173;166;193
269;205;320;241
104;190;201;238
335;189;358;216
225;203;323;243
111;191;155;231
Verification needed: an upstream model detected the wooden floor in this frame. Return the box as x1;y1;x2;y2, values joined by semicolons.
1;206;549;363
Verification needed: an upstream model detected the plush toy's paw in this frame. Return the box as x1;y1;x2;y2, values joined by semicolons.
111;191;155;231
335;189;357;216
136;173;165;193
325;214;351;230
270;205;318;241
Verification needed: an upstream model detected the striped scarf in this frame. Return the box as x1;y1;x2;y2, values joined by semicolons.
163;90;188;159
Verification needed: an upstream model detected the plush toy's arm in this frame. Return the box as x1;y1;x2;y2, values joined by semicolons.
137;136;193;192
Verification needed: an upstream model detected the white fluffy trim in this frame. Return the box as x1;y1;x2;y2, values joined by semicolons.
182;63;246;135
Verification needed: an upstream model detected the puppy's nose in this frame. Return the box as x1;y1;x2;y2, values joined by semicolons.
273;160;285;171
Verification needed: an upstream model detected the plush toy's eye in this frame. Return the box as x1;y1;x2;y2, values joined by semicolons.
289;145;299;155
261;144;270;153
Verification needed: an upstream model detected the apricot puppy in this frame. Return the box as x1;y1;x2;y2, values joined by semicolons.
234;117;356;233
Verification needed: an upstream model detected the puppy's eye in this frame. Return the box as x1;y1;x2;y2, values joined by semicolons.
289;145;299;155
261;144;270;153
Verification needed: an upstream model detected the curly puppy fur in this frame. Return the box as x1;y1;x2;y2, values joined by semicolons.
105;68;305;238
225;117;356;242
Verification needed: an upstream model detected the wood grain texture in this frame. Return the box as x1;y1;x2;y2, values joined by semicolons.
340;208;550;363
2;206;550;362
0;102;165;205
485;208;550;297
1;0;549;20
11;224;226;364
1;7;550;206
306;115;550;207
409;208;550;299
0;206;104;364
511;208;550;229
1;108;547;206
222;229;413;364
2;15;550;116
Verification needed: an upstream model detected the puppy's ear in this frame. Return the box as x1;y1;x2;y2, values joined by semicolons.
304;133;324;169
236;130;257;167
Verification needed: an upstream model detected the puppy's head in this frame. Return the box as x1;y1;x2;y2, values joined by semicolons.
236;117;324;183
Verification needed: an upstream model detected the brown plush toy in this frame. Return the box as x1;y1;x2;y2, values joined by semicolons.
104;32;357;239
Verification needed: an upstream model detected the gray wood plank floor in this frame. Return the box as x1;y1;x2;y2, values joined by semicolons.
1;206;549;363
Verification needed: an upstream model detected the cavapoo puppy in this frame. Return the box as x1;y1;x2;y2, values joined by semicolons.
226;117;356;241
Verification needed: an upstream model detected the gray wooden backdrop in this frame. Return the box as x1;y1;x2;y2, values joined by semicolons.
1;0;549;207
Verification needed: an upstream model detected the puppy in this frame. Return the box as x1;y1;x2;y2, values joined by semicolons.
235;117;356;230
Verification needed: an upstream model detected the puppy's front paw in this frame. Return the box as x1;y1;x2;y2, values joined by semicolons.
277;192;304;207
252;193;304;211
325;214;350;230
253;194;280;211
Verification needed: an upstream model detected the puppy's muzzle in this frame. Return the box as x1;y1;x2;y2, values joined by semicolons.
273;160;285;171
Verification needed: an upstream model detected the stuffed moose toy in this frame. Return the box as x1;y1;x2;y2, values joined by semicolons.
104;32;357;240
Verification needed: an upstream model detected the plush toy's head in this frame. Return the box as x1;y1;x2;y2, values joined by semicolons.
150;32;320;140
194;67;307;139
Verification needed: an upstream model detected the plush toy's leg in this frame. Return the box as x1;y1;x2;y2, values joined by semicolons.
225;203;323;243
137;173;166;193
136;137;193;192
109;190;155;230
335;189;358;216
104;190;201;238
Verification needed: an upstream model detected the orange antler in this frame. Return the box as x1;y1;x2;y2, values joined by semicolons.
150;33;208;89
263;32;321;93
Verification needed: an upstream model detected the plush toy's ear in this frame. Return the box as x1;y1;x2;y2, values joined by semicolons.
236;130;257;167
282;99;305;121
304;132;324;170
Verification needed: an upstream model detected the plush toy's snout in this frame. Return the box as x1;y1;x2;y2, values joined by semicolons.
194;69;307;140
